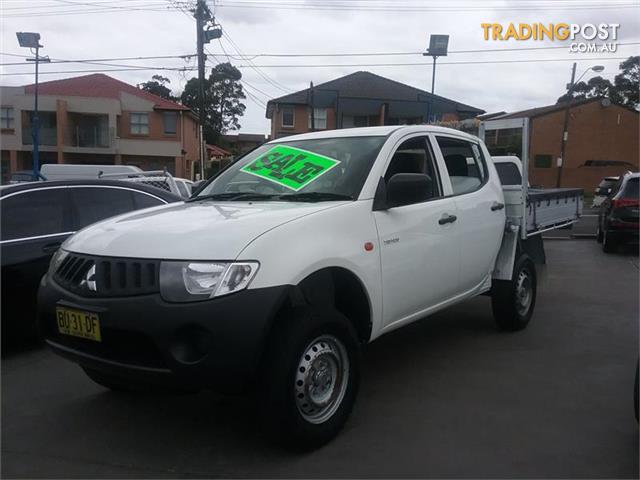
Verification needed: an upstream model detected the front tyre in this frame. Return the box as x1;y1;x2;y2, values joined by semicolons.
259;307;360;450
491;255;537;331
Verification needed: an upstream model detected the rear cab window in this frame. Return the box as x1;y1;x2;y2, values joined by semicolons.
494;162;522;186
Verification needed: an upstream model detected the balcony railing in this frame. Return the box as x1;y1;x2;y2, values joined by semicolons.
22;127;58;146
65;125;114;148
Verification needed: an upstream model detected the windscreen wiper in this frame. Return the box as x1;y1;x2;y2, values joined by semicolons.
277;192;354;202
187;192;279;202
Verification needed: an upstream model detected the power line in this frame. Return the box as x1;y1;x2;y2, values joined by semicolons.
215;0;638;12
232;56;631;68
206;42;640;60
2;43;638;69
1;55;630;77
218;26;293;93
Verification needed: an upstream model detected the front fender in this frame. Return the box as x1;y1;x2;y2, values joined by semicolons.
238;201;383;340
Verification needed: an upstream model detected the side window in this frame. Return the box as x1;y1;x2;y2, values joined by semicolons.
384;136;441;204
436;136;486;195
1;189;69;241
132;191;166;209
70;187;135;229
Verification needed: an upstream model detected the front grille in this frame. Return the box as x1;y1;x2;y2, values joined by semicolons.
54;253;160;297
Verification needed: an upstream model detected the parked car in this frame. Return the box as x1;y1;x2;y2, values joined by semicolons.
1;180;181;342
37;125;583;449
592;176;619;208
596;172;639;252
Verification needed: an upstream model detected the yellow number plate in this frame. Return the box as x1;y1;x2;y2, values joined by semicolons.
56;307;102;342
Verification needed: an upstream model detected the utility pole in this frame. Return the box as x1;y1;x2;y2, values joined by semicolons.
192;1;222;181
555;63;605;187
556;62;576;188
309;81;315;131
195;0;207;181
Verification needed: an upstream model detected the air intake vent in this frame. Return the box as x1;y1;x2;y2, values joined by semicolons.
53;253;160;297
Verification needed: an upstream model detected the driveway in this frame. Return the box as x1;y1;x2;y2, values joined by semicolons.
2;239;638;478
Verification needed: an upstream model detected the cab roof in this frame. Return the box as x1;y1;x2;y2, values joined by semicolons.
269;125;480;143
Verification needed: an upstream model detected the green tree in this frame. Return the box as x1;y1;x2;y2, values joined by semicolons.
557;55;639;110
181;62;246;143
138;75;176;101
612;55;639;109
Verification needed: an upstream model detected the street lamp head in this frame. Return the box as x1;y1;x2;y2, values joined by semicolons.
16;32;42;49
591;65;605;73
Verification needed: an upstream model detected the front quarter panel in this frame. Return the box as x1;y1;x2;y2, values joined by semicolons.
237;200;383;340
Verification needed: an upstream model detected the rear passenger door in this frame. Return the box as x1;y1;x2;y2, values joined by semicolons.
374;135;460;329
1;187;73;318
432;135;505;293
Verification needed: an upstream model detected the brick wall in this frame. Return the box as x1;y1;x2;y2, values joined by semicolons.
529;102;639;190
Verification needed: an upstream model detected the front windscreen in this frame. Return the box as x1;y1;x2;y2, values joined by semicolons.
195;136;386;201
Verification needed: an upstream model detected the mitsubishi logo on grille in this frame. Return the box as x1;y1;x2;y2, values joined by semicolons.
79;264;97;292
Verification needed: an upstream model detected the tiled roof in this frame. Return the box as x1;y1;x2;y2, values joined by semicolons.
266;71;484;116
24;73;189;111
206;144;231;157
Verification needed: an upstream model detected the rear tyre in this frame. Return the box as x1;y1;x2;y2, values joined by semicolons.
258;307;360;450
602;228;618;253
596;225;604;243
491;255;536;331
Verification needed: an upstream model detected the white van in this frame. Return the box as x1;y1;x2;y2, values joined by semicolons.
40;164;142;181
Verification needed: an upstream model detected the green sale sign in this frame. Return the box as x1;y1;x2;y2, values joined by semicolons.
240;145;341;191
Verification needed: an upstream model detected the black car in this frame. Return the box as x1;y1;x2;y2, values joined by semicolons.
1;180;181;341
597;172;639;253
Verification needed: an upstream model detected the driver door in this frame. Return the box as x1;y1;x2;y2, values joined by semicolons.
373;135;459;330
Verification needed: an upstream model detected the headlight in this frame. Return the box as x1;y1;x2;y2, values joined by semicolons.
159;261;259;302
48;248;68;275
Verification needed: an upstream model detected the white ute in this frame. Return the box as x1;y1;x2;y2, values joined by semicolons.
38;125;582;449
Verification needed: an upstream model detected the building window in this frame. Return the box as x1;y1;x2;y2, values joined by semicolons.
130;112;149;135
308;108;327;130
281;107;294;128
163;112;178;135
1;107;14;130
534;154;552;168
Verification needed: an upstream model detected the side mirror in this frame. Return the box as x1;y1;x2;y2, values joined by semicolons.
373;173;432;211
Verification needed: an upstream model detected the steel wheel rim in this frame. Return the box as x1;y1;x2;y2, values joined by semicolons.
294;335;349;425
515;269;532;316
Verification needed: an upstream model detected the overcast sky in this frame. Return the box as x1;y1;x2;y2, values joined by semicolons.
1;0;639;134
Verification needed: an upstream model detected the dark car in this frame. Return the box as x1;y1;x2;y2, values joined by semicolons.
1;180;181;342
597;172;639;252
592;176;619;208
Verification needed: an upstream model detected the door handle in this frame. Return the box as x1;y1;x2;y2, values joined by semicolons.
42;242;62;254
438;214;457;225
491;202;505;211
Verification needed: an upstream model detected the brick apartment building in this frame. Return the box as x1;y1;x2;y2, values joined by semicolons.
0;74;200;182
266;71;484;139
483;98;639;190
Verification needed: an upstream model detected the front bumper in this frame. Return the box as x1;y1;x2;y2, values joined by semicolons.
38;274;290;393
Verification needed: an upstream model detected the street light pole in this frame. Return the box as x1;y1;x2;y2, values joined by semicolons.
423;34;449;124
17;32;49;179
556;63;604;187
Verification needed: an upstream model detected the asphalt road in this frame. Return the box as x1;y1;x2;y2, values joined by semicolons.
2;240;638;478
